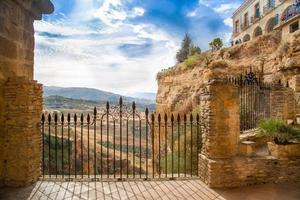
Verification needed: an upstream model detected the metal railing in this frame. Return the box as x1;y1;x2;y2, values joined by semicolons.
228;70;271;132
41;98;202;181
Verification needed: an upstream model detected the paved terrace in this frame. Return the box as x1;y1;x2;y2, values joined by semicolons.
1;180;300;200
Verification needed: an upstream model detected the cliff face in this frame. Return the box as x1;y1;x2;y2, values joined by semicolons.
156;30;300;114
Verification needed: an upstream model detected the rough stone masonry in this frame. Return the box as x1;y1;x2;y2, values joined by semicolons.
0;0;53;187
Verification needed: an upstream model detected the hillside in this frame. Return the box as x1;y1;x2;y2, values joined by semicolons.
44;95;156;113
44;86;155;104
156;30;300;114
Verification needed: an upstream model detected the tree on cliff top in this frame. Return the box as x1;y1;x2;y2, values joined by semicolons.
209;38;223;52
176;33;201;63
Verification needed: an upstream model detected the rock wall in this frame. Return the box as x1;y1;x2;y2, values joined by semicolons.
0;0;53;187
198;79;300;188
199;154;300;188
156;30;300;115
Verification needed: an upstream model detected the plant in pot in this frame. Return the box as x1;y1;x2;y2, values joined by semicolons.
257;118;300;158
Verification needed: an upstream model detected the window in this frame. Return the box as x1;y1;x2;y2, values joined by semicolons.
244;12;249;27
268;0;275;8
235;20;239;33
255;3;260;18
290;21;299;33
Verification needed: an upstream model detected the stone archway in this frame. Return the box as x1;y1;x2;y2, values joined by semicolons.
265;17;276;33
243;34;251;42
253;26;263;38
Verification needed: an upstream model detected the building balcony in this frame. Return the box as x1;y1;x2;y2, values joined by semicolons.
280;3;300;23
263;3;276;15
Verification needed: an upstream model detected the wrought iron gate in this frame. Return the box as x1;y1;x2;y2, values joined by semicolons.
229;70;271;132
41;98;202;181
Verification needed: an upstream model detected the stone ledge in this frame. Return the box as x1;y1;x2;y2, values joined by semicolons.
199;153;300;188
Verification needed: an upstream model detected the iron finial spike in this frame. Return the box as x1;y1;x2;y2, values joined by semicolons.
177;114;181;122
151;113;155;122
190;113;193;122
119;96;123;106
80;113;84;122
41;113;45;122
87;114;90;123
184;114;187;122
54;113;58;123
106;101;110;110
48;113;51;123
74;114;77;122
171;114;174;122
158;113;161;122
67;113;71;122
164;113;168;122
196;114;200;122
132;101;136;110
61;113;65;123
145;108;149;116
94;107;97;116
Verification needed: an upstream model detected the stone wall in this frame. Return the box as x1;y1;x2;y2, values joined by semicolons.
198;79;300;188
199;154;300;188
3;77;43;186
0;0;53;187
270;84;295;121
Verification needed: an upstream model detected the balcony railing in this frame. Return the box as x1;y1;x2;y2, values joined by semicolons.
263;3;276;14
280;3;300;23
41;99;203;180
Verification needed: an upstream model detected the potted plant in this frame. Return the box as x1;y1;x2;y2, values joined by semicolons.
257;118;300;158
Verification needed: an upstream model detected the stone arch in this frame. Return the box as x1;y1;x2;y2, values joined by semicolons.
265;17;276;33
243;34;251;42
253;26;263;38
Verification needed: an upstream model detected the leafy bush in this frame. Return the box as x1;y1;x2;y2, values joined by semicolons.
184;54;201;69
257;118;300;144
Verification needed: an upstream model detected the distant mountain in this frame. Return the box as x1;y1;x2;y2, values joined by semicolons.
44;86;156;104
126;92;156;101
44;95;156;112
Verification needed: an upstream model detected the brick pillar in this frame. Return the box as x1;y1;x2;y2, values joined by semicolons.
198;79;240;187
0;0;53;187
270;84;295;122
3;77;43;187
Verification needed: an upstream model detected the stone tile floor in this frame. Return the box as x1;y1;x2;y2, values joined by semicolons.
0;180;300;200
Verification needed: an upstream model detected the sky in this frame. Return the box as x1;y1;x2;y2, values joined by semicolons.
34;0;242;95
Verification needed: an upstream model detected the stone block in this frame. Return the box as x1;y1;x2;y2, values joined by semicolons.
268;142;300;158
239;141;255;156
0;35;18;59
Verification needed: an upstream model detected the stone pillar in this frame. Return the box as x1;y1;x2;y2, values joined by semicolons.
270;84;295;122
3;77;43;186
198;79;240;187
0;0;53;187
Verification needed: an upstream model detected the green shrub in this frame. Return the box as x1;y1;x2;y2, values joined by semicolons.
257;118;300;144
184;54;201;69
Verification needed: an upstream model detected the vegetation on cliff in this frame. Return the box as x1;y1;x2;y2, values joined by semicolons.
156;30;300;114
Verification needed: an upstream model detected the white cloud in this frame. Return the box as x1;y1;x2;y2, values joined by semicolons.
34;0;179;94
223;17;232;27
214;3;240;14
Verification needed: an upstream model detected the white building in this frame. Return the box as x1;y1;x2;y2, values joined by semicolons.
232;0;300;45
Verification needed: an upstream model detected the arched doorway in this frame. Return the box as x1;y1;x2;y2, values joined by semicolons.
243;34;251;42
265;17;276;33
253;26;263;38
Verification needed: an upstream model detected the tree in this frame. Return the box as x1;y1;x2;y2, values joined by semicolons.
176;33;201;62
209;38;223;51
189;45;201;56
176;33;192;63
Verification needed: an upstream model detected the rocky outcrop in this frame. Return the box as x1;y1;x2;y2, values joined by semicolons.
156;30;300;114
